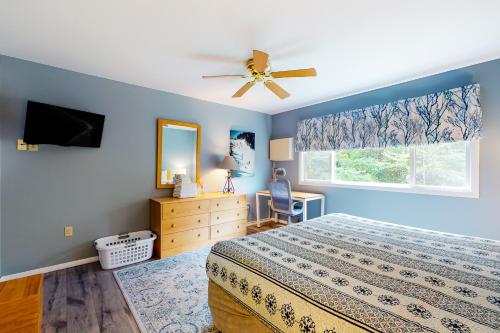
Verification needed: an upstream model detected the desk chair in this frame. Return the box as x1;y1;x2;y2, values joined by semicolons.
269;179;304;224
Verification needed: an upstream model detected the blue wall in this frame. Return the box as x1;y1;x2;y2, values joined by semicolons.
272;58;500;240
0;55;271;275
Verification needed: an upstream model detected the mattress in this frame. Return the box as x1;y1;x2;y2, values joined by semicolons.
206;213;500;333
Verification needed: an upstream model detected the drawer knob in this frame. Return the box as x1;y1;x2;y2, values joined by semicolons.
171;224;175;228
217;216;220;220
198;219;201;223
171;209;174;213
217;230;220;233
216;203;219;207
237;226;240;229
237;201;240;204
237;213;240;216
198;205;201;209
197;233;201;237
171;239;174;243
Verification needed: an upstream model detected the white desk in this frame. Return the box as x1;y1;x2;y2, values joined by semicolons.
255;190;325;227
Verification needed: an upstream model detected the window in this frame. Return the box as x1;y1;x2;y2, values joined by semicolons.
299;141;479;198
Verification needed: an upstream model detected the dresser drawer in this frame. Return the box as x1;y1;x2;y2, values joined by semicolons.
162;213;209;234
162;200;210;219
210;195;247;212
162;227;210;249
211;208;247;225
211;220;247;239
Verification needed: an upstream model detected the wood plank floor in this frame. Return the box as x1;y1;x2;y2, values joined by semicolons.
43;262;140;333
42;223;283;333
247;220;284;234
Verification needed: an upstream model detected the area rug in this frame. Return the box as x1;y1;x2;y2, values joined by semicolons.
113;247;215;333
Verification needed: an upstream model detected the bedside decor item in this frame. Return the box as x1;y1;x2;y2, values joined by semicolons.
219;155;238;193
94;230;157;269
157;119;201;189
270;137;294;179
230;130;255;177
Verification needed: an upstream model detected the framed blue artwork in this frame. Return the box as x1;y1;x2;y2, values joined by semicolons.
230;130;255;177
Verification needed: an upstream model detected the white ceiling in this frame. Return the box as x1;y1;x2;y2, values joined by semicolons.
1;1;499;115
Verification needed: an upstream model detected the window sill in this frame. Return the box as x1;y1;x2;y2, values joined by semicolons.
298;180;479;199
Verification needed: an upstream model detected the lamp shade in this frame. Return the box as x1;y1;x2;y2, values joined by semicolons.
219;155;239;170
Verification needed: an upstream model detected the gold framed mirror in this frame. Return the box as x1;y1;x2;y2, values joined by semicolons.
156;119;201;188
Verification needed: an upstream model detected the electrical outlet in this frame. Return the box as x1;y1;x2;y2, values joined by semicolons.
64;226;73;237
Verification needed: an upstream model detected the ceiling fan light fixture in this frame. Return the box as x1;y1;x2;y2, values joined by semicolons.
202;49;316;99
232;81;256;98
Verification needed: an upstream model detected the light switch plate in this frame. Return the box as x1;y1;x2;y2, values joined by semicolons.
64;226;73;237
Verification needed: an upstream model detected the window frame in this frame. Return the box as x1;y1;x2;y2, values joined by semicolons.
298;141;480;198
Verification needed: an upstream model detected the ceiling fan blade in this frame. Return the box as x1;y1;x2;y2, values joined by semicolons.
202;74;247;79
264;81;290;99
232;81;255;98
253;50;269;73
270;68;317;78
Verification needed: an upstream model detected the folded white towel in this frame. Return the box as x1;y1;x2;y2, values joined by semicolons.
173;174;197;198
173;183;197;198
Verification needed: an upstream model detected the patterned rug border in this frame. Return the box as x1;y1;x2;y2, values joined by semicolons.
113;265;149;333
113;247;214;333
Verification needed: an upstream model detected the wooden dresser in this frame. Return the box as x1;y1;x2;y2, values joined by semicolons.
150;192;248;258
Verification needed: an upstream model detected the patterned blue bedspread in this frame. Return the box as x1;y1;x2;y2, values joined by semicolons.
207;213;500;333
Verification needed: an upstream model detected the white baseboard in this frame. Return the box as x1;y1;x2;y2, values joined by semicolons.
0;256;99;282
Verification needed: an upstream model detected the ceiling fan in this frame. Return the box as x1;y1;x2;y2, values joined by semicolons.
202;50;317;99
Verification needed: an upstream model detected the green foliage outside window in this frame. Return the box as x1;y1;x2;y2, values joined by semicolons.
415;142;466;187
335;147;410;184
303;142;468;189
304;151;330;181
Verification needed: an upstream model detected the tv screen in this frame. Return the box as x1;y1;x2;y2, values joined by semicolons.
23;101;105;147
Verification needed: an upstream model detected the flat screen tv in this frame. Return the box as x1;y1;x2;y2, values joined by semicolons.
24;101;105;147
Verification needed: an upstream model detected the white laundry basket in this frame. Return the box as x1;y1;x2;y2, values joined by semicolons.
94;230;157;269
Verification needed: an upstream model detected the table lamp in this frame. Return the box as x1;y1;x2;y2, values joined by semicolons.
220;155;239;193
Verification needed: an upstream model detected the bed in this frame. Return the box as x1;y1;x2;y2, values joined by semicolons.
206;213;500;333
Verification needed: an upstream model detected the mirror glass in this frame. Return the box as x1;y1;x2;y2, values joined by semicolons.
157;120;200;188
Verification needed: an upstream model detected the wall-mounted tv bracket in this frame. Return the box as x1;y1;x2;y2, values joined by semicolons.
17;139;38;152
